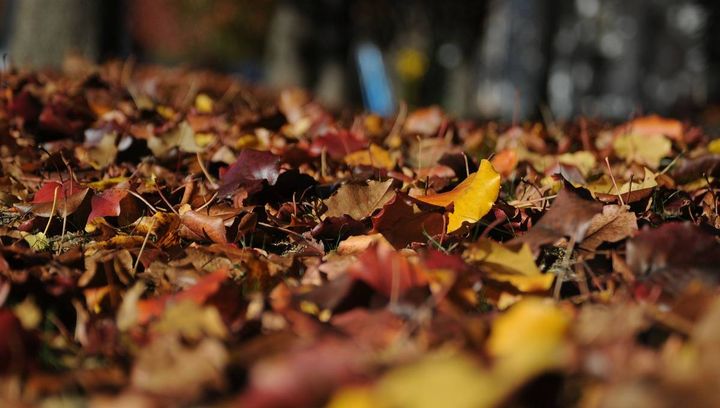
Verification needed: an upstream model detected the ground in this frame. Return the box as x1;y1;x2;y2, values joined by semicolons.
1;62;720;407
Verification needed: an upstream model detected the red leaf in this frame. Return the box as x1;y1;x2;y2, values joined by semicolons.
88;188;128;222
218;149;281;197
348;243;427;298
309;129;366;160
136;269;229;325
31;179;89;217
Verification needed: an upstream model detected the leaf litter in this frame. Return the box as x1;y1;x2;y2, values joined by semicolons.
0;62;720;407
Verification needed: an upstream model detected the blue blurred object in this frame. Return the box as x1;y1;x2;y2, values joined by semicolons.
355;41;395;116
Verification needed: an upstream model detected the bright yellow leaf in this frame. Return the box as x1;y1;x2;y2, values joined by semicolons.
414;159;501;233
464;239;555;292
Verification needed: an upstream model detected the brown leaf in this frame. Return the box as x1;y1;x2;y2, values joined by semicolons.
180;210;228;244
626;222;720;294
580;205;638;251
372;193;445;248
509;188;603;253
324;179;394;220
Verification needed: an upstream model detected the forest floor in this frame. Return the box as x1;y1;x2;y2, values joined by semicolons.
1;62;720;407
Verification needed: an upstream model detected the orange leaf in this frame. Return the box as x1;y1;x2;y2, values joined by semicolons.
624;115;683;141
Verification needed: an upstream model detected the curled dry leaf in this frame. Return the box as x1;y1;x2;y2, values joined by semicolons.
580;205;638;252
509;188;603;253
180;210;228;244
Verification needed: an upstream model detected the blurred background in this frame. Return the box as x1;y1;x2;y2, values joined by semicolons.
1;0;718;123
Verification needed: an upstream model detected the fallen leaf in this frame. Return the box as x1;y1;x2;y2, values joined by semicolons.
509;188;603;253
404;106;444;135
586;167;658;203
414;159;501;232
372;193;445;248
324;179;394;220
488;297;570;376
626;222;720;294
625;115;683;142
148;121;204;157
87;188;128;222
180;210;228;244
30;179;89;217
464;238;555;292
343;144;396;169
218;149;281;197
309;129;366;160
348;242;427;298
614;132;672;169
580;205;638;251
131;335;227;401
75;131;118;170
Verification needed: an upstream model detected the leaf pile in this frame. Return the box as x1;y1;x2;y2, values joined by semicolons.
2;62;720;407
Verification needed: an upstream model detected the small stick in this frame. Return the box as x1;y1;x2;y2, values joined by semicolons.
42;186;60;237
196;152;219;189
128;190;158;213
605;157;625;206
133;217;156;274
155;184;179;216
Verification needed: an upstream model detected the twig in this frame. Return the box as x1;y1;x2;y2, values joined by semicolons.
128;190;158;213
42;186;60;237
133;217;156;274
605;157;625;206
196;152;219;189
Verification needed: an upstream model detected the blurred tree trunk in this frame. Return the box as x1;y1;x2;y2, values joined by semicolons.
8;0;99;68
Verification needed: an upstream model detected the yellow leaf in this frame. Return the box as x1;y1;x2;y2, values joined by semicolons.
558;151;596;177
414;159;500;233
195;93;214;113
22;231;49;251
464;239;555;292
13;297;41;330
85;176;129;191
327;386;377;408
613;132;671;168
372;353;499;408
488;298;570;377
708;139;720;154
153;301;227;341
344;144;396;170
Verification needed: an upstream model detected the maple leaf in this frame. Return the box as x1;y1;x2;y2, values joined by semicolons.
414;159;501;233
